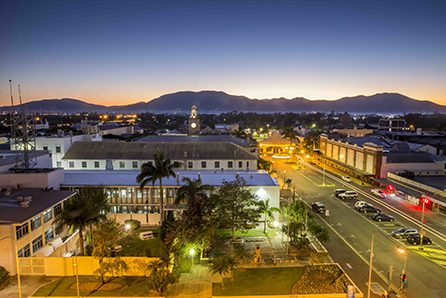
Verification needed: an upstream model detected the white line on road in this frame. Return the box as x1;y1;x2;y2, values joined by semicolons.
346;263;353;269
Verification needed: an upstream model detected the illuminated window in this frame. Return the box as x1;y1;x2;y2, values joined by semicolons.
43;209;53;223
31;215;42;231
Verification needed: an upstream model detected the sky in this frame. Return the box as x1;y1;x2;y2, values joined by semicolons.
1;0;446;106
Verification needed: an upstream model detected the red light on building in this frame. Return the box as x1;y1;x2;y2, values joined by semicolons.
420;196;430;204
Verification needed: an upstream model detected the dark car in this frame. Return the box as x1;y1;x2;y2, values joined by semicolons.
311;202;326;213
358;205;381;214
371;213;395;222
391;227;418;239
407;234;432;245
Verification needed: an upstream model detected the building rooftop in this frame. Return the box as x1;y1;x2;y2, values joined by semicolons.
385;152;438;164
0;150;49;167
62;170;278;187
0;188;75;224
137;134;256;147
63;141;257;160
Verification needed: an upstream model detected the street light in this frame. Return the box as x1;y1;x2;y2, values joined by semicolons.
367;232;375;298
397;247;407;274
420;196;429;249
189;248;196;266
124;223;131;231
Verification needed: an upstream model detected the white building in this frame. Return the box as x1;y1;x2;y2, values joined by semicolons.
62;141;258;171
12;133;102;168
0;150;52;172
62;170;279;226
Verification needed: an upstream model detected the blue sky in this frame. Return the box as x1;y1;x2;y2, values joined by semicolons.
1;0;445;105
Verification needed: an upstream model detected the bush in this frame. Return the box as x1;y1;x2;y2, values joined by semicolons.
0;266;9;286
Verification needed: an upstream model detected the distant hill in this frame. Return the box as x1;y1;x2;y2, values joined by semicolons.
2;91;445;114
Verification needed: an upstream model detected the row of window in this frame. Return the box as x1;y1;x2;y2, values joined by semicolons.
16;204;60;240
42;145;61;153
68;160;251;169
18;227;54;257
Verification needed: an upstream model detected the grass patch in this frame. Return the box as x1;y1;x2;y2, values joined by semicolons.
217;229;277;238
213;267;304;295
119;235;166;257
33;276;149;297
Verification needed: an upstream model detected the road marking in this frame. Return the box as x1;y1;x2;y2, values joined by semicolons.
350;234;356;238
346;263;353;269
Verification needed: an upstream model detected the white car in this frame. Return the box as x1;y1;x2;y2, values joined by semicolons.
371;189;387;199
341;176;352;182
339;190;358;199
355;201;372;210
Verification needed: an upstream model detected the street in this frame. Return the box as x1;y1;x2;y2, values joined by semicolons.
273;159;446;298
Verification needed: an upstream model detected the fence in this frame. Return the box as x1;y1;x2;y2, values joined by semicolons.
18;256;158;276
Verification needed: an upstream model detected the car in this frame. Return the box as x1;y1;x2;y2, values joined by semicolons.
334;189;347;198
407;234;432;245
391;227;418;239
355;201;372;210
371;189;387;199
311;202;326;213
342;176;352;182
339;190;358;199
371;213;395;222
358;205;381;214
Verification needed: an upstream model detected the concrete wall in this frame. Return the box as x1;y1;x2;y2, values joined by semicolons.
0;168;64;189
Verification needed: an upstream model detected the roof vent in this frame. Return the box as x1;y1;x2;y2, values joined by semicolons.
20;199;30;208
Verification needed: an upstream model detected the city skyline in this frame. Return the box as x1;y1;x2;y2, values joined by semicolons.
1;0;446;105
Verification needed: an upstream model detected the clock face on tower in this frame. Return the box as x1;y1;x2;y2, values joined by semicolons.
191;123;197;128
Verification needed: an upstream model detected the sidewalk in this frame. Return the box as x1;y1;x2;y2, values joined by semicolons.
0;276;57;298
166;264;212;298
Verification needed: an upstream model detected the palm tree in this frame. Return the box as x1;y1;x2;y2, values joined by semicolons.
210;255;233;289
137;151;181;225
257;199;280;233
55;187;109;255
175;177;213;205
146;258;175;295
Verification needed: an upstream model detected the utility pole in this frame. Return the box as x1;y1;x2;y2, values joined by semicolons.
420;197;426;249
367;232;375;298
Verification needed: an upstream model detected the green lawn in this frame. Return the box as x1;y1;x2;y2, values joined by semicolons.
212;267;304;295
33;276;149;297
217;229;277;238
119;235;166;257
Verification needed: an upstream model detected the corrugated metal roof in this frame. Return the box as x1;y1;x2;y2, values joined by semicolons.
385;152;435;163
63;141;257;160
62;170;278;187
137;135;256;147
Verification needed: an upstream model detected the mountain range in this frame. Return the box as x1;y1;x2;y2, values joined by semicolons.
1;91;445;114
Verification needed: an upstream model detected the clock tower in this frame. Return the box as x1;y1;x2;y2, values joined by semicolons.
188;105;200;135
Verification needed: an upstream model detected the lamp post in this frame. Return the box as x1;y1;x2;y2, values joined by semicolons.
189;248;196;266
367;232;375;298
283;170;286;187
397;247;407;291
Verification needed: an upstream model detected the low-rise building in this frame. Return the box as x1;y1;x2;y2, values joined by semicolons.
62;141;258;171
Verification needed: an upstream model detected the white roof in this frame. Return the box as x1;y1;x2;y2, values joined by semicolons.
62;170;279;187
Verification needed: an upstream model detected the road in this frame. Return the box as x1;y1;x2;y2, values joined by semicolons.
274;159;446;298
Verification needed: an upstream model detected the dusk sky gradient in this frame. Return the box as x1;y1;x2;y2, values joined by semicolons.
1;0;446;105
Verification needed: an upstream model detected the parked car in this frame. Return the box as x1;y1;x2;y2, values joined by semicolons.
311;202;326;213
355;201;372;210
407;234;432;245
371;213;395;222
391;227;418;239
358;205;381;214
371;189;387;199
342;176;352;182
339;190;358;199
334;189;347;198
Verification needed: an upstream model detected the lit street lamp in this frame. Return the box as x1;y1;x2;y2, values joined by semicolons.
397;247;407;274
189;248;196;266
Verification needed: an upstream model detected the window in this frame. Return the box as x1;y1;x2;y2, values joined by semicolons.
228;161;233;168
69;161;74;168
55;145;61;153
32;235;43;253
94;161;100;168
45;228;54;242
119;161;125;168
16;223;29;240
56;161;61;167
82;161;87;168
132;161;138;168
246;161;250;168
238;161;243;168
43;145;48;151
43;209;53;223
214;161;220;168
201;161;207;168
188;161;193;169
18;244;31;258
31;215;42;231
54;203;62;216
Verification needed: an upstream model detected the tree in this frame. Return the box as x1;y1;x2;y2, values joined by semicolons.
285;178;292;189
258;158;273;173
210;255;234;289
213;177;261;240
137;151;181;225
282;126;299;149
174;178;215;251
92;219;127;284
281;201;309;249
257;199;280;233
55;187;109;255
146;259;175;295
303;130;320;153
